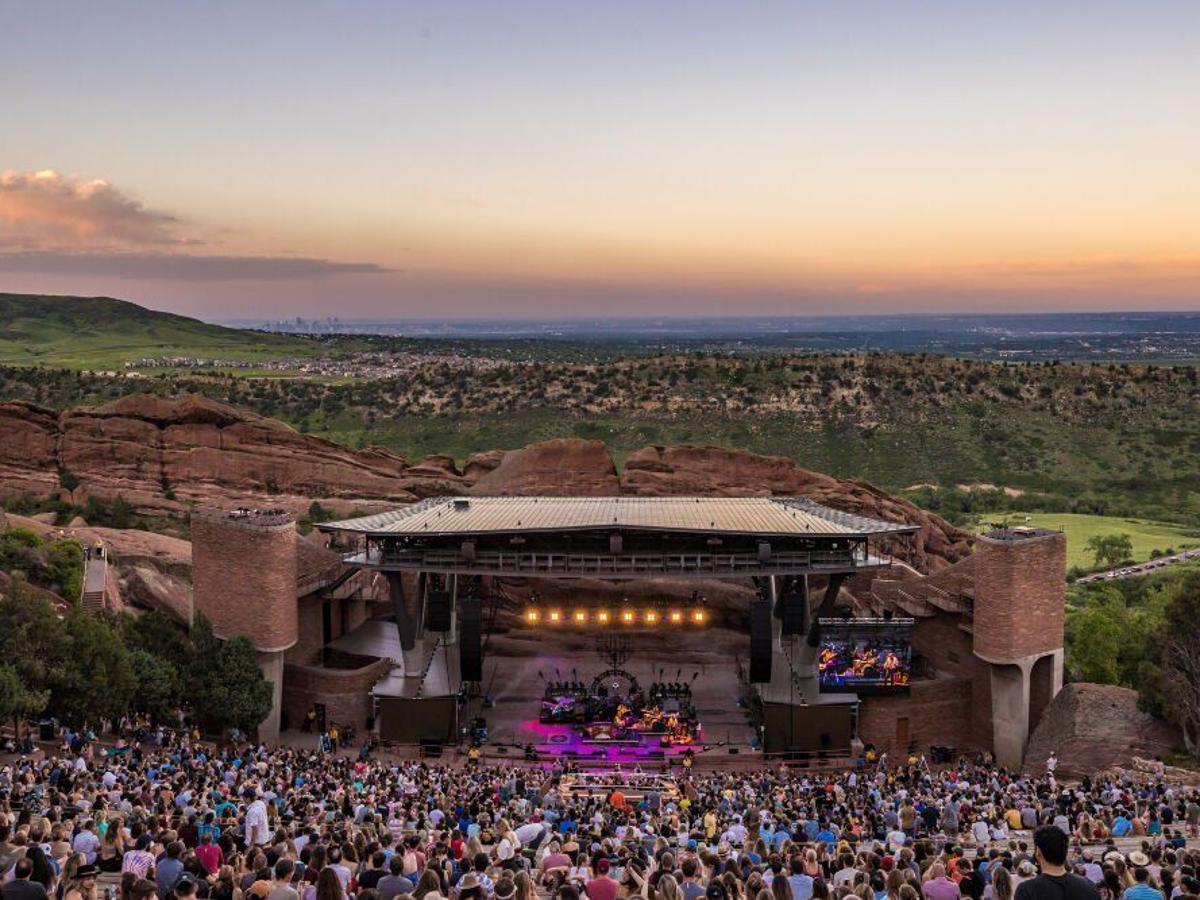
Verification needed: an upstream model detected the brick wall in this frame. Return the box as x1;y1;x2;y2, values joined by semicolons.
858;676;974;755
972;531;1066;661
282;658;391;733
191;509;299;652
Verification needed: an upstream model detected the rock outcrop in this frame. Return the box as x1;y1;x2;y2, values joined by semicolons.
469;439;620;496
0;395;970;573
0;395;461;518
1024;682;1179;776
622;446;971;571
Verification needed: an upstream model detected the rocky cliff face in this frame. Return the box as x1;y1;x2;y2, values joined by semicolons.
0;394;971;571
1025;682;1179;776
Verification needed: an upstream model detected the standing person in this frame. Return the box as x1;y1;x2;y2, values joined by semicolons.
1014;827;1099;900
244;791;270;848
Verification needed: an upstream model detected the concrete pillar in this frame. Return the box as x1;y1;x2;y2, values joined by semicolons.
988;660;1031;769
256;649;285;744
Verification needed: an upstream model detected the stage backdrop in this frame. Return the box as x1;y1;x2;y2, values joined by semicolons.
762;701;855;754
377;697;458;744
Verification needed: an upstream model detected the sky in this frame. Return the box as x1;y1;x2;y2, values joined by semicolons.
1;0;1198;320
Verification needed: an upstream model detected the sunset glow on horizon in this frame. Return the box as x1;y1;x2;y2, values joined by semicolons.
1;1;1197;319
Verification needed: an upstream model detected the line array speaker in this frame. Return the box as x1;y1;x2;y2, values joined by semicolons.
459;598;482;682
750;598;772;683
781;586;808;636
426;589;452;632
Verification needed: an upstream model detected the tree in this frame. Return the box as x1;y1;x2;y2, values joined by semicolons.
128;648;181;724
188;616;273;735
48;612;136;727
0;664;48;740
0;576;67;696
1085;533;1135;569
124;611;194;671
1068;596;1125;684
1139;569;1200;757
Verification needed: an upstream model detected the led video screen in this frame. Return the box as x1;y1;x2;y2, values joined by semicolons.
817;619;913;694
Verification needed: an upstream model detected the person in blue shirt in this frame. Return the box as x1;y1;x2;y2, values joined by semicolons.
1122;866;1164;900
1111;814;1133;836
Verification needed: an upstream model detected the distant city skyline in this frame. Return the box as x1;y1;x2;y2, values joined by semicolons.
1;1;1198;319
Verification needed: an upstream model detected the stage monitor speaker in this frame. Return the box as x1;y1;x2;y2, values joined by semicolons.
781;587;808;636
460;598;482;682
427;589;452;632
750;598;772;683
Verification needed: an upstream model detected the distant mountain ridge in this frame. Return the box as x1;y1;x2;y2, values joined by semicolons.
0;293;314;368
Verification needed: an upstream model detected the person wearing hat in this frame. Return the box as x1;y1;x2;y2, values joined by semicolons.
1013;826;1098;900
1123;859;1161;900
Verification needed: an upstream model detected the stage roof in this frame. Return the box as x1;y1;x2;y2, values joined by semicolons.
319;495;918;539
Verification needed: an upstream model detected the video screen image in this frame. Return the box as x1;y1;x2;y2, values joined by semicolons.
817;619;913;694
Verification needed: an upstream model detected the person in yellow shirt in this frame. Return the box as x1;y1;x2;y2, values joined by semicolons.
704;809;717;840
1005;806;1022;831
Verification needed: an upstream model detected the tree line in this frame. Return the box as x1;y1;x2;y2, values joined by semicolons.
0;578;272;738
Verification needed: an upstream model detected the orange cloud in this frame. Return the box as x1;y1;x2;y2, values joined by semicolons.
0;169;185;248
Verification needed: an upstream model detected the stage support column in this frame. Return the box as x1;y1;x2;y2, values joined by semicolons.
385;572;418;651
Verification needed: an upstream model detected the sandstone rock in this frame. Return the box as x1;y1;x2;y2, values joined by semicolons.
1025;682;1179;776
462;450;505;481
620;445;971;572
31;511;57;524
469;439;620;496
67;516;88;528
0;395;457;517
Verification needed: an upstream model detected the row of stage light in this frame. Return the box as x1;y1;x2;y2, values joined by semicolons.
524;607;708;626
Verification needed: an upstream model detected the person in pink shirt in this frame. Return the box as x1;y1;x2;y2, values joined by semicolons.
194;832;223;876
924;864;962;900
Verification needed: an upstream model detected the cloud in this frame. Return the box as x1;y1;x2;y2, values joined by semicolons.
0;169;390;282
0;169;184;248
0;249;391;281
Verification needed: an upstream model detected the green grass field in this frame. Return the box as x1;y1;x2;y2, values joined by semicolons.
981;512;1200;570
0;294;318;369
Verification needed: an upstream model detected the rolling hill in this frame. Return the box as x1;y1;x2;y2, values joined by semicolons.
0;293;317;368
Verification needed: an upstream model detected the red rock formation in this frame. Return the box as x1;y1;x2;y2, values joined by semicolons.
469;439;620;496
0;395;462;517
1024;682;1179;776
621;445;972;571
0;397;969;574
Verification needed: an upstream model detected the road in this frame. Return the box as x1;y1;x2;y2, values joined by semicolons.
1075;546;1200;585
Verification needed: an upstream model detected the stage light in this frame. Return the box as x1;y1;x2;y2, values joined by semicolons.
691;609;707;624
573;610;588;623
644;610;659;624
597;610;610;624
548;609;562;623
621;609;636;624
526;609;540;623
669;610;683;624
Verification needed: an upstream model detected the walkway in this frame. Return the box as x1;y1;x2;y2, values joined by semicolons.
81;550;107;612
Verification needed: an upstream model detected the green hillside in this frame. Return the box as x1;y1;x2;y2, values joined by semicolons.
0;293;317;368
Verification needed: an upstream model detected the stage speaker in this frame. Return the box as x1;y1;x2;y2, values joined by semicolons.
750;598;772;683
460;598;482;682
781;587;808;636
427;589;452;632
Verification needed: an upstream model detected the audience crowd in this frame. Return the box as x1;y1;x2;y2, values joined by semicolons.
1;732;1198;900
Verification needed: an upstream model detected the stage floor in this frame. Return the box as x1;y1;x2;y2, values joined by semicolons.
469;629;757;762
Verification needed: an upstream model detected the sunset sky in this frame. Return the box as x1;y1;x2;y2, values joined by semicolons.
2;1;1198;319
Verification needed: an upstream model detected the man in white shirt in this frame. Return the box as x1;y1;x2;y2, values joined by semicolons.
243;789;270;847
